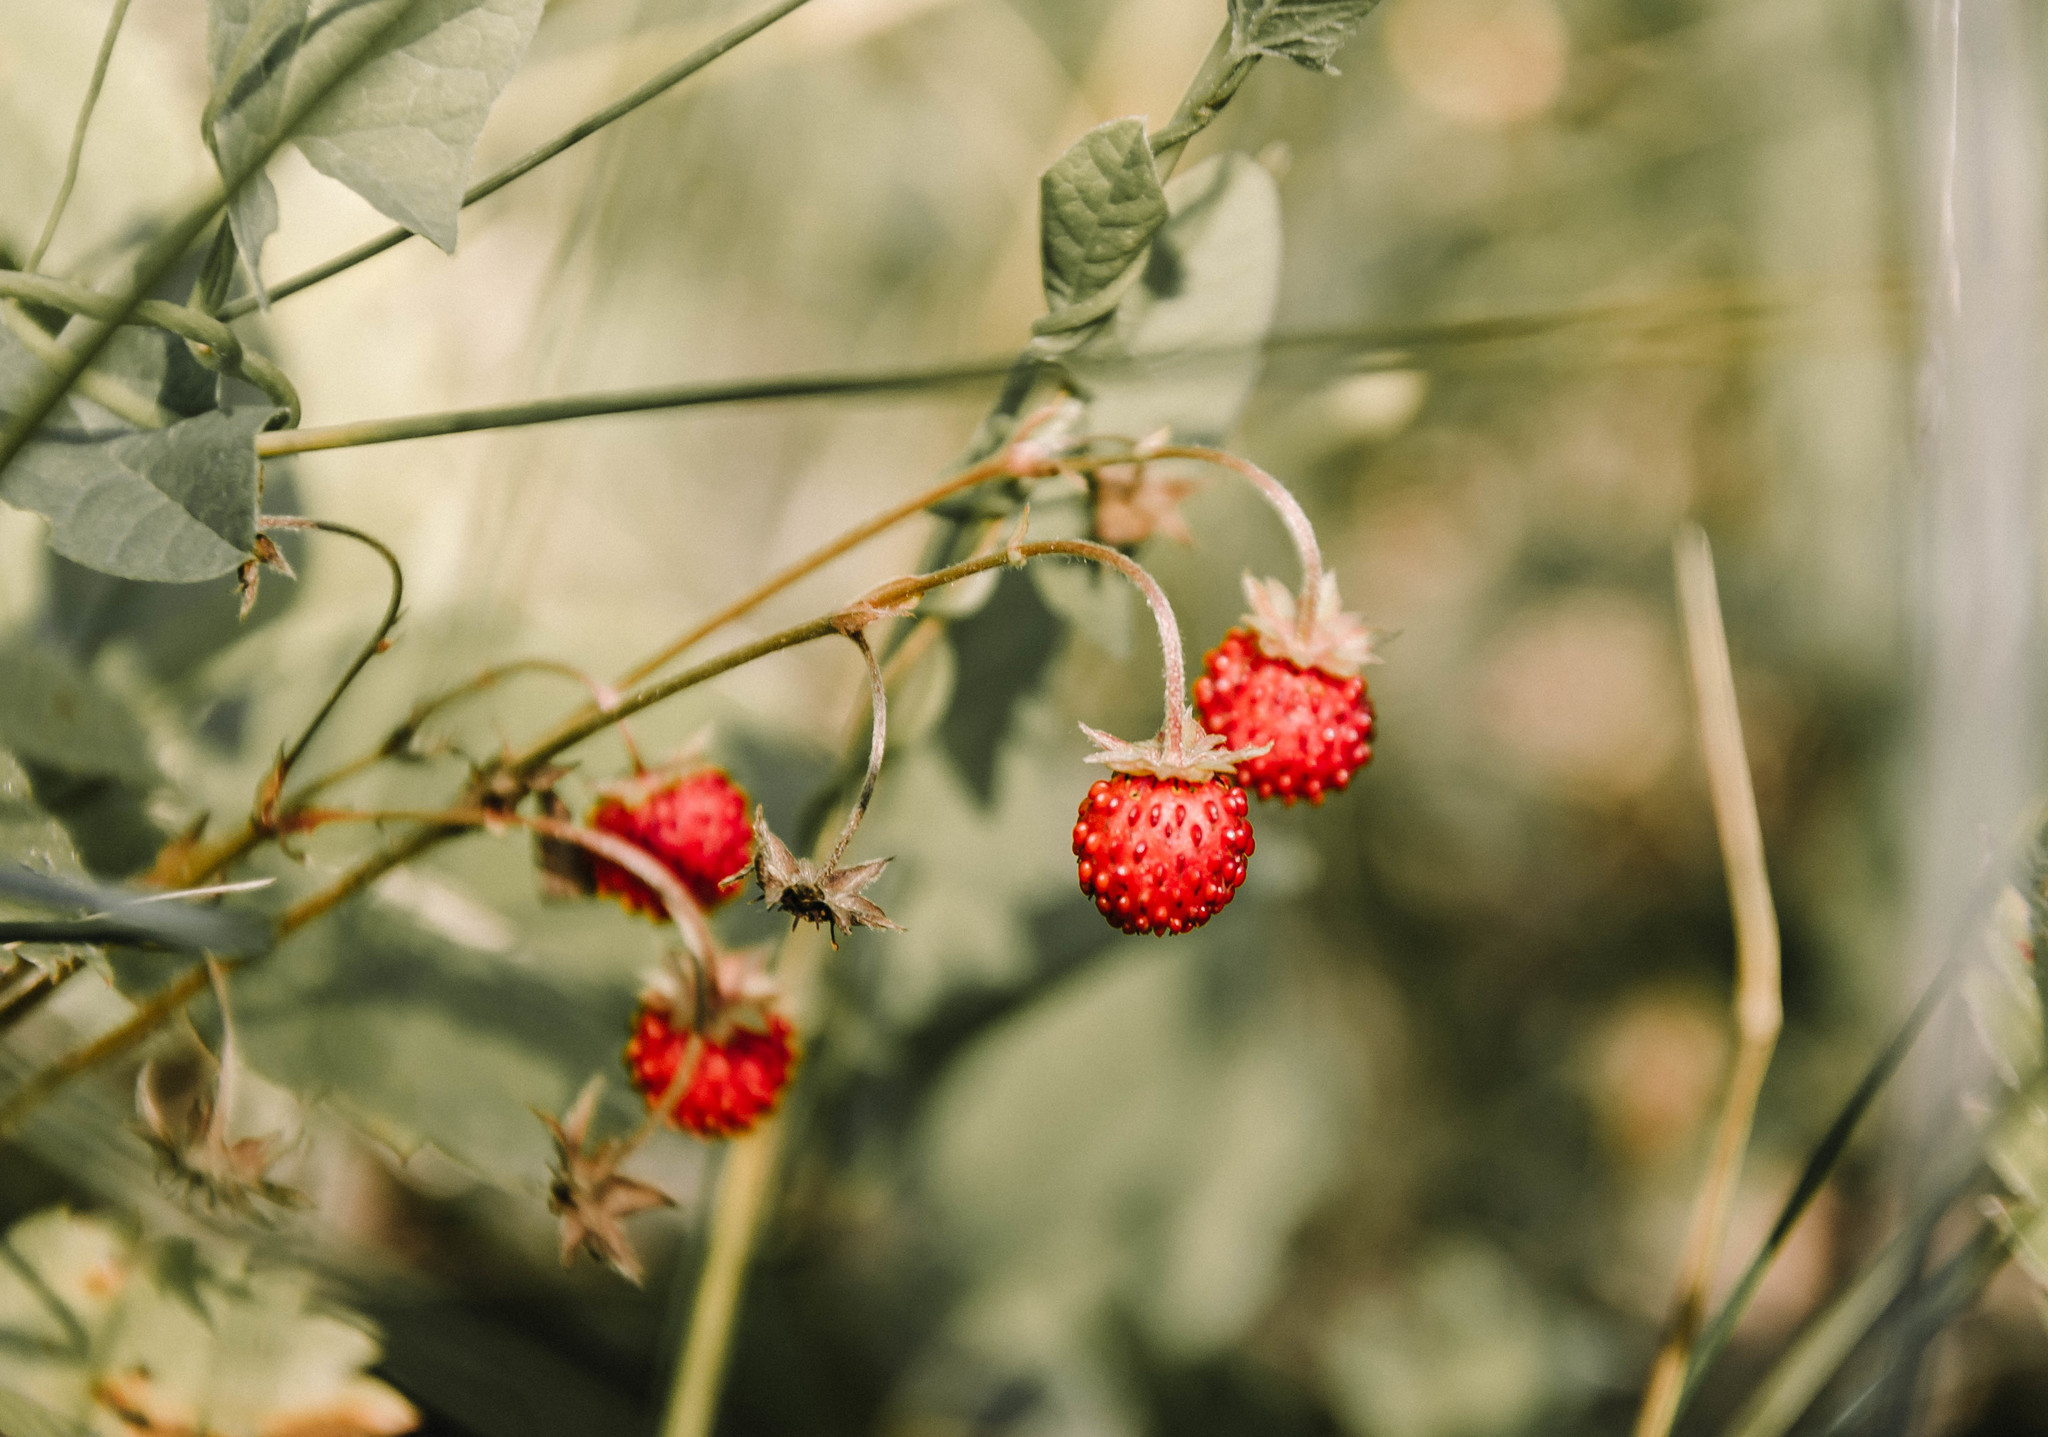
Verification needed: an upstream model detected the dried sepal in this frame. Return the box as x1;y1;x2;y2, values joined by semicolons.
1080;707;1269;783
538;1076;675;1285
750;808;901;945
1240;571;1379;676
136;1038;305;1216
234;533;297;620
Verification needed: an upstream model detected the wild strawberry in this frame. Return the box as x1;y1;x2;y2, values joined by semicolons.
588;769;752;915
623;1000;797;1139
1073;772;1255;935
1195;573;1378;804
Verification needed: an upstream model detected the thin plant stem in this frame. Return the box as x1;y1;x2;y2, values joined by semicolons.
218;0;822;321
1143;445;1326;629
0;0;425;477
825;631;888;870
26;0;133;272
259;517;405;809
518;814;715;968
1631;527;1784;1437
0;270;300;422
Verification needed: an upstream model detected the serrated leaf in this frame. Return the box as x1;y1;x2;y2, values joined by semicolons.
1039;118;1169;321
1228;0;1383;73
207;0;545;276
0;327;275;582
1066;152;1282;444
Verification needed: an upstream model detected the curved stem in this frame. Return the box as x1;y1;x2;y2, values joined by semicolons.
260;518;404;806
825;632;888;870
218;0;821;321
1144;445;1324;632
26;0;133;272
0;270;300;423
519;815;715;968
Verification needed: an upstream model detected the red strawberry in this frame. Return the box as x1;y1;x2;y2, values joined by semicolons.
624;1001;798;1139
1071;713;1259;936
1195;573;1378;804
589;769;752;915
1196;629;1373;804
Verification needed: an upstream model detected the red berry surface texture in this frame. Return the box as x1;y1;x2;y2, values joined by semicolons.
589;769;753;915
1196;627;1374;804
624;1002;798;1139
1073;774;1254;935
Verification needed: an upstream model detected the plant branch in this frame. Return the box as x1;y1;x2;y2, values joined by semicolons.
0;270;300;423
1632;527;1783;1437
218;0;822;320
26;0;133;272
1141;444;1325;627
823;630;888;870
259;517;405;814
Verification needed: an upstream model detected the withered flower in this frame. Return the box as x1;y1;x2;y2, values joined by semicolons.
539;1076;675;1285
1089;458;1199;548
749;808;900;945
137;1037;304;1216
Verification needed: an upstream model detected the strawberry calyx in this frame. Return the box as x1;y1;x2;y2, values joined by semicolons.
1080;704;1269;783
1239;572;1379;678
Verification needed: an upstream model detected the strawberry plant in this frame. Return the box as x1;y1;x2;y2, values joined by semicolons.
0;0;2033;1432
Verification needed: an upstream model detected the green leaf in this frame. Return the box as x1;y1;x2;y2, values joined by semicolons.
0;327;274;582
0;637;157;789
206;0;546;275
1038;118;1169;324
1065;152;1282;444
1227;0;1383;73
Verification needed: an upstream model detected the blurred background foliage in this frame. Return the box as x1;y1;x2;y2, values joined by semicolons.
0;0;2022;1433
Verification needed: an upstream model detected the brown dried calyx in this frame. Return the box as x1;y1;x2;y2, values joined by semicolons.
748;807;900;945
137;1035;305;1216
1238;572;1379;677
538;1076;675;1285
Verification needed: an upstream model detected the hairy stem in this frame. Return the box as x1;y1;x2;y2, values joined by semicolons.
1146;445;1325;631
824;632;889;870
26;0;133;272
219;0;822;320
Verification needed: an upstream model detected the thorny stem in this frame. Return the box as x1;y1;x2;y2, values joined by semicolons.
260;518;405;809
26;0;132;272
1631;528;1783;1437
1143;444;1325;634
218;0;822;321
825;632;888;871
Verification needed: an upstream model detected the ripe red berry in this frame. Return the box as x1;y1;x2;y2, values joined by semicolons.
589;769;752;916
623;1001;798;1139
1195;627;1374;804
1072;774;1254;935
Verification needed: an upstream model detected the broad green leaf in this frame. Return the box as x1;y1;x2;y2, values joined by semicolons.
1228;0;1383;73
0;637;157;789
0;327;274;582
1038;118;1168;322
1065;152;1282;444
0;1208;416;1437
0;752;83;888
206;0;545;276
